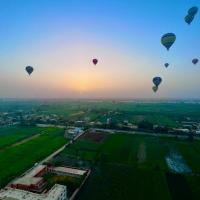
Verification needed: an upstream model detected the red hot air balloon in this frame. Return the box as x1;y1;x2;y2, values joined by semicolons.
92;59;98;65
192;58;199;65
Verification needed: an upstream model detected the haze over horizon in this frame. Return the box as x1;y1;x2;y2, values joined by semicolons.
0;0;200;99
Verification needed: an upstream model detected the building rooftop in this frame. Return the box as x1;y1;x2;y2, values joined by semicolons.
53;166;86;176
12;177;43;186
24;165;46;178
0;184;66;200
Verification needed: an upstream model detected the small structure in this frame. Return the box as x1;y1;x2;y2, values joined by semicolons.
196;130;200;134
49;166;87;177
173;128;190;134
65;127;83;139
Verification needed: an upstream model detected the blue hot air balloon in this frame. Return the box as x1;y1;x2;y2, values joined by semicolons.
164;63;169;68
192;58;199;65
161;33;176;50
25;66;34;75
153;77;162;87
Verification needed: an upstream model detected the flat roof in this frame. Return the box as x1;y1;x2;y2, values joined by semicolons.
12;177;43;186
53;166;86;176
0;184;66;200
25;165;46;178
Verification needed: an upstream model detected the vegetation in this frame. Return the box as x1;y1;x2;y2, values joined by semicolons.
53;133;200;200
44;174;83;197
0;127;66;188
0;126;45;150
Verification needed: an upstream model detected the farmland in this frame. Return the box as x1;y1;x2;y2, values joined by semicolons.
1;100;200;199
0;126;46;150
0;127;67;188
50;132;200;200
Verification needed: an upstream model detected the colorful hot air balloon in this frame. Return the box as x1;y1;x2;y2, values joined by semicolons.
192;58;199;65
153;77;162;87
188;6;198;16
161;33;176;50
25;66;34;75
92;59;98;65
152;86;158;93
164;63;169;68
185;14;194;25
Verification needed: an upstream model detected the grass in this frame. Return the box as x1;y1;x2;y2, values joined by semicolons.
0;127;67;188
53;133;200;200
0;126;46;150
77;164;171;200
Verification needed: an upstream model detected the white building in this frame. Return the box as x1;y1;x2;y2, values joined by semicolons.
0;184;67;200
65;127;83;139
196;130;200;134
49;166;87;177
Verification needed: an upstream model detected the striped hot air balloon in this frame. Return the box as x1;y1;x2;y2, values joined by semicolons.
185;14;194;25
188;6;198;16
161;33;176;51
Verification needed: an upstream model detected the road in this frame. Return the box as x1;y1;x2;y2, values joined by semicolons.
93;128;200;140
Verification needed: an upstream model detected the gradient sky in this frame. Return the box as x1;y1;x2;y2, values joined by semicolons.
0;0;200;99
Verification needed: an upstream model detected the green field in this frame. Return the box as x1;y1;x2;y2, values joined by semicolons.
0;126;46;150
0;127;67;188
52;133;200;200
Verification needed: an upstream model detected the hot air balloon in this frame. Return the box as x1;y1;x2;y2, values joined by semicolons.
153;77;162;87
188;6;198;16
192;58;199;65
92;59;98;65
164;63;169;68
25;66;34;75
152;86;158;93
161;33;176;50
185;14;194;25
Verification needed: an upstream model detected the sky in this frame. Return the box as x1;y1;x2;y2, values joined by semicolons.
0;0;200;99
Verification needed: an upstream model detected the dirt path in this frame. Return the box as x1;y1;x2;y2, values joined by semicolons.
10;134;41;147
137;143;146;164
0;134;42;153
70;111;85;117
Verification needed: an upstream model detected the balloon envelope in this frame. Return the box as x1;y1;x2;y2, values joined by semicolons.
164;63;169;68
192;58;199;65
185;14;194;25
152;86;158;93
188;6;198;16
153;77;162;87
92;59;98;65
25;66;34;75
161;33;176;50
